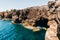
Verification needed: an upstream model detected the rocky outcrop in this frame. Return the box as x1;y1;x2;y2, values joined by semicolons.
0;0;60;40
45;20;59;40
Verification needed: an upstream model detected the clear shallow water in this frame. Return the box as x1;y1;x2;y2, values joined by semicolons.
0;20;46;40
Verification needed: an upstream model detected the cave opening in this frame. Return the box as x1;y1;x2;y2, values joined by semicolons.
35;17;49;28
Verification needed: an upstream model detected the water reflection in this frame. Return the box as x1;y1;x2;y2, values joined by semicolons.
0;20;46;40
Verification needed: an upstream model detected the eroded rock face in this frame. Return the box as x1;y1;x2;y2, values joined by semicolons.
0;0;60;40
45;20;59;40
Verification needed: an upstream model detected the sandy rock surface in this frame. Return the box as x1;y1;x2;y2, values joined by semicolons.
45;20;59;40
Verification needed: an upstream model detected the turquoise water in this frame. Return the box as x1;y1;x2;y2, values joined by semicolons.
0;20;46;40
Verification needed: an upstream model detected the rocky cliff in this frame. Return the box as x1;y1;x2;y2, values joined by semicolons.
0;0;60;40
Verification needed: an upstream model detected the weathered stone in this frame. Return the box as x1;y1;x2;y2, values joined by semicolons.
45;20;59;40
55;0;60;7
0;0;60;39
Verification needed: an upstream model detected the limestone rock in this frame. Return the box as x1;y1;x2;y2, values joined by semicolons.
0;0;60;40
45;20;59;40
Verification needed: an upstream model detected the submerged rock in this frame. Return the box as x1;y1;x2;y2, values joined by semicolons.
0;0;60;40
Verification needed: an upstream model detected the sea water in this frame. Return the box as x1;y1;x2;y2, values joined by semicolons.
0;20;46;40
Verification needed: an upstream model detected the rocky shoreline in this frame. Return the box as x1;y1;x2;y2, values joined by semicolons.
0;0;60;40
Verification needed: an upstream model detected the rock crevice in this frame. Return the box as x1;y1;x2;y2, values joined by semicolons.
0;0;60;40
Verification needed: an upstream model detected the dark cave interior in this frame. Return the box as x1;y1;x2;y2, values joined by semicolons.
35;17;49;28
